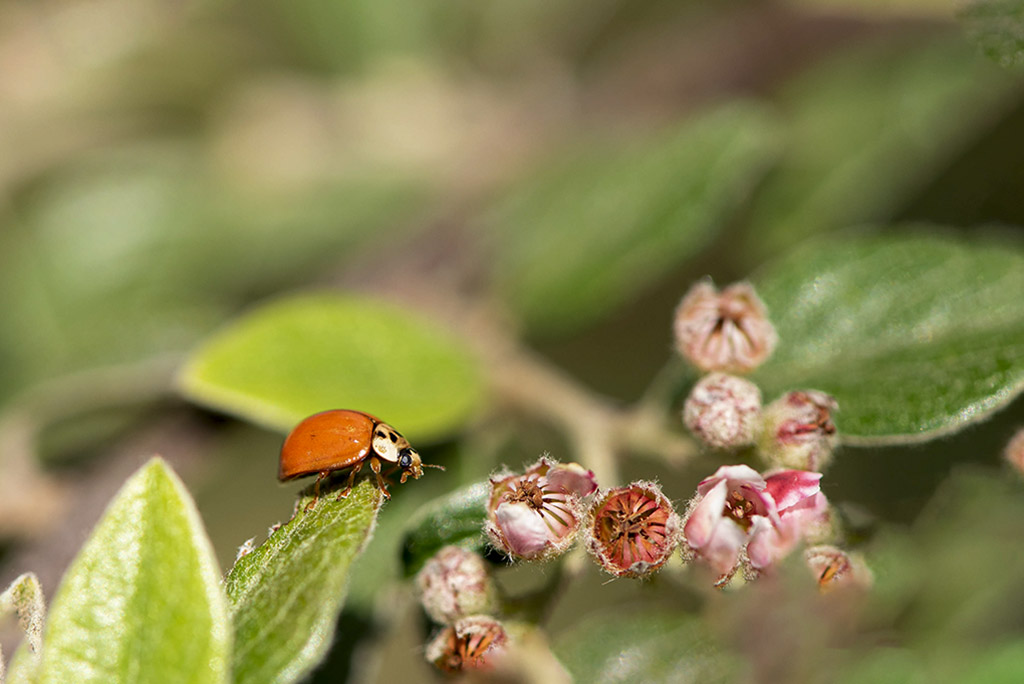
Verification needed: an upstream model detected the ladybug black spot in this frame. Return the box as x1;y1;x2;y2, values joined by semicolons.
389;432;398;442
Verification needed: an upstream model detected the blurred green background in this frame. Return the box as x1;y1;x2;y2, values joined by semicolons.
2;0;1024;681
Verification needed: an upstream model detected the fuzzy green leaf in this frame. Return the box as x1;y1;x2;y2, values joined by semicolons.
36;458;230;684
959;0;1024;69
400;482;489;576
178;293;484;440
752;231;1024;443
487;102;780;334
744;36;1017;261
225;479;382;684
554;610;742;683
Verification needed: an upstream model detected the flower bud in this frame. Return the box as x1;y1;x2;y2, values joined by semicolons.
804;545;873;591
585;481;681;578
758;390;838;472
1004;428;1024;477
673;280;778;374
426;615;509;674
416;546;497;625
683;373;762;449
485;458;595;561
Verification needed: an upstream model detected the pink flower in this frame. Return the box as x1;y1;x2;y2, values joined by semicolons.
485;458;597;561
746;470;830;570
673;280;778;374
681;465;831;579
682;465;776;575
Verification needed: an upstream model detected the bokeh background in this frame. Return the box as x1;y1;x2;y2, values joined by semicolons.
2;0;1024;681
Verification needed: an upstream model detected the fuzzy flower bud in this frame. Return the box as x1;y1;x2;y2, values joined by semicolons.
585;481;681;578
416;546;497;625
426;615;509;674
758;390;838;472
673;280;778;374
1004;428;1024;477
684;373;762;449
485;458;597;561
804;545;873;592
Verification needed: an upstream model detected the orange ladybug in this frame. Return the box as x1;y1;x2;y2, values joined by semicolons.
279;409;441;505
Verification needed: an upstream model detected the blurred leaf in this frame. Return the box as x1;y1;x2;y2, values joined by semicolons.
178;293;484;440
783;0;951;16
744;36;1018;261
401;482;489;576
225;479;382;684
834;648;928;684
553;610;742;683
487;102;780;335
752;231;1024;443
36;459;230;684
959;0;1024;69
959;641;1024;683
0;146;424;403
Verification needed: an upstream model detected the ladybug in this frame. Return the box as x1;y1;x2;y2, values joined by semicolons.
279;409;441;505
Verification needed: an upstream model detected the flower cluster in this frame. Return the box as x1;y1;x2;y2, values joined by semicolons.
670;279;863;586
674;280;840;473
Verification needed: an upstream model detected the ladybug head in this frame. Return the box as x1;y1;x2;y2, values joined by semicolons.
398;447;445;483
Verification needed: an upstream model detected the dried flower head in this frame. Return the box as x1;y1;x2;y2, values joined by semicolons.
684;373;762;449
485;458;596;561
673;280;778;374
426;615;509;674
759;390;839;472
585;482;681;578
804;545;873;592
416;546;497;625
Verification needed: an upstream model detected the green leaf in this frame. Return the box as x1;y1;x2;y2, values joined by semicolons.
744;36;1018;261
487;102;780;334
400;482;489;576
225;479;383;684
36;458;230;684
959;0;1024;69
752;231;1024;443
553;610;742;683
178;293;484;440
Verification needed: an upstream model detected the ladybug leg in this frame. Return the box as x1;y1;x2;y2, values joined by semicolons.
369;457;391;500
336;462;363;501
305;470;330;510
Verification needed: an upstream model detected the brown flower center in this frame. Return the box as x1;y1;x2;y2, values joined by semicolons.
505;480;546;510
594;490;670;567
723;490;757;531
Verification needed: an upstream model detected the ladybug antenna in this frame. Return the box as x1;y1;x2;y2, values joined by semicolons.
422;462;445;471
